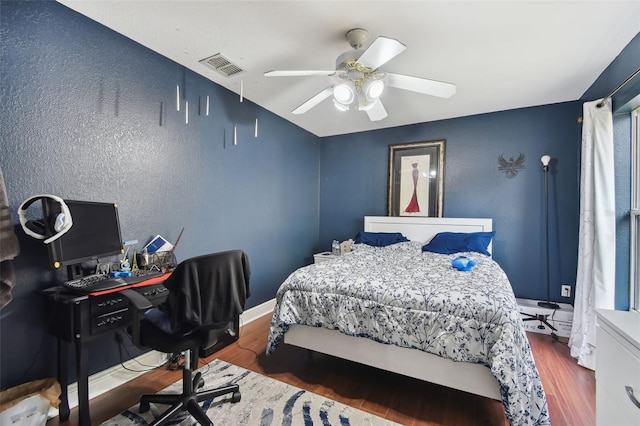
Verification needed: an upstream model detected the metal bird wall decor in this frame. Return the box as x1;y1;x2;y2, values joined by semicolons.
498;153;526;178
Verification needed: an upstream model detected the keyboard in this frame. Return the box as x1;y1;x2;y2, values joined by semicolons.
63;274;127;293
63;269;166;294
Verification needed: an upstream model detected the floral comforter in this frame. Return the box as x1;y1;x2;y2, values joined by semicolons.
267;242;550;425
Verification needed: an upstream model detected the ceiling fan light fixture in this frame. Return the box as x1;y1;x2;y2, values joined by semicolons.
333;99;350;111
364;79;384;101
333;82;355;105
357;96;376;111
268;28;456;123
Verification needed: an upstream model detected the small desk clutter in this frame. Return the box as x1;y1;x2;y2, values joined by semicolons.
269;216;550;425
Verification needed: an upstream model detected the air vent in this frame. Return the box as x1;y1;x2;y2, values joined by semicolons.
199;53;244;77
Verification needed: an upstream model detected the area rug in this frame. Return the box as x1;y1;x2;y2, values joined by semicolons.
102;359;399;425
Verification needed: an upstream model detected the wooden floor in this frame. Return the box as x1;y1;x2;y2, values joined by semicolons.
51;314;595;425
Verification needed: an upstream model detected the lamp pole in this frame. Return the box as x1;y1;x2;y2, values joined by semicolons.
539;155;560;309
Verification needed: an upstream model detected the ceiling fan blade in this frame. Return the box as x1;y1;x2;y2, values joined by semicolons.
265;70;337;77
385;73;456;98
366;99;388;121
357;36;406;70
292;86;334;115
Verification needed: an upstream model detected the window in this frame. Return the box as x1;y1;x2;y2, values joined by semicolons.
632;107;639;311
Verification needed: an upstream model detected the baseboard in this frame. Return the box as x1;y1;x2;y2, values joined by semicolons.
240;298;277;326
63;350;167;413
60;299;276;413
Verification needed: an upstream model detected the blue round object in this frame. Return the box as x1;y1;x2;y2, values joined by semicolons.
451;256;476;272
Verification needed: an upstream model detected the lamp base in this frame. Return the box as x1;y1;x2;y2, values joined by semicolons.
538;301;561;309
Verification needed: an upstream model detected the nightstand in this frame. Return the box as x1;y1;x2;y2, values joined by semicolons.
313;252;338;264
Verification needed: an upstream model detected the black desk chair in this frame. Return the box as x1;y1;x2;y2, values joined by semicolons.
122;250;250;426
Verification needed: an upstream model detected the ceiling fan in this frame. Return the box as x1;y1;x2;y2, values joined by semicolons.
264;28;456;121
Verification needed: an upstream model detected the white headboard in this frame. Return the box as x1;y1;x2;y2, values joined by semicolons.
364;216;494;255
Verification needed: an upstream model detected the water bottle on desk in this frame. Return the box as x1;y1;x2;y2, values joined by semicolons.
332;240;340;256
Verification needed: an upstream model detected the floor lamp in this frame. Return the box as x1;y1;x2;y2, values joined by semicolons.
539;154;560;310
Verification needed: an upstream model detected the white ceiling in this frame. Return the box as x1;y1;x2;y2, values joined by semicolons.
57;1;639;137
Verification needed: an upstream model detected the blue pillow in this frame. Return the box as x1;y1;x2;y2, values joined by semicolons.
354;231;409;247
422;231;495;256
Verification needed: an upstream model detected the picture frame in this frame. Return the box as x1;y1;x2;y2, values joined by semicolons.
388;140;445;217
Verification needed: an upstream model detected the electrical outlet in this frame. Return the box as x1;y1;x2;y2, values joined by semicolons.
561;285;571;298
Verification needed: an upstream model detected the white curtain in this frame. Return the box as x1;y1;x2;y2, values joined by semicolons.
569;98;616;371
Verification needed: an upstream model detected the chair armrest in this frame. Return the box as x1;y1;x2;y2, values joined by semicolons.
120;289;152;348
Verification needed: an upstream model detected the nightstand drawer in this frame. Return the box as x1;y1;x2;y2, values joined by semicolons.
313;252;338;263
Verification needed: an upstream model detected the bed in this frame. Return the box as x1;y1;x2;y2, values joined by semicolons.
267;216;549;425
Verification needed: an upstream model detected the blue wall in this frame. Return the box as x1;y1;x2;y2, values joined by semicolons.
0;1;319;388
319;102;582;302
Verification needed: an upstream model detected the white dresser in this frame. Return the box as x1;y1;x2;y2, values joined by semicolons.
595;309;640;425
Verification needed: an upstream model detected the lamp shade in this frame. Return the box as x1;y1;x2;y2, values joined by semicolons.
333;99;350;111
364;79;384;101
333;82;355;105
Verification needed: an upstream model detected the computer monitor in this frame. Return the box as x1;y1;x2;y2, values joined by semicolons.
44;199;123;278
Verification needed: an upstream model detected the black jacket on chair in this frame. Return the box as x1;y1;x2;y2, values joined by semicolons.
159;250;251;335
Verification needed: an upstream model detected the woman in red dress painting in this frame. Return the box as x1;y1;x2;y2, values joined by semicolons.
404;162;420;213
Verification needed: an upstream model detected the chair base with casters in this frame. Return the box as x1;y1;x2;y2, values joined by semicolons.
138;347;241;426
121;289;242;426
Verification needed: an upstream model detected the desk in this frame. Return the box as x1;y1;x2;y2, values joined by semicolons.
44;278;169;425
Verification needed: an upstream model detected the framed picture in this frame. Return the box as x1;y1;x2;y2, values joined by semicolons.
388;140;445;217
